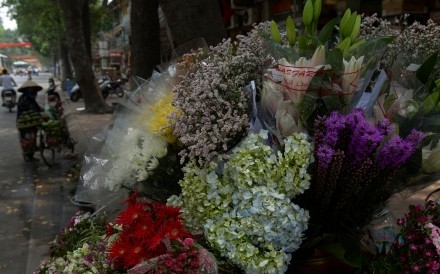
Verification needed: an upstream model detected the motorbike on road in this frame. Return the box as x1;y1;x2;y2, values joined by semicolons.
1;89;17;112
100;77;127;98
69;76;126;102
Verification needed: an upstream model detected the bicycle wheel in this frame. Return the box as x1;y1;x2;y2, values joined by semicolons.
38;129;56;167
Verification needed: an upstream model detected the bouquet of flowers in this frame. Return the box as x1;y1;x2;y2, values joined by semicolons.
305;109;423;232
106;191;217;273
259;3;393;142
35;211;112;274
365;200;440;273
168;130;313;273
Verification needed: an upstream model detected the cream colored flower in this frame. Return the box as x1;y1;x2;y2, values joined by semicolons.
277;46;328;103
372;82;414;122
275;101;302;138
341;55;364;103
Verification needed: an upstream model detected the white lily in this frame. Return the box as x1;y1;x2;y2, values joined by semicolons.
372;82;414;122
275;100;303;137
341;55;364;103
277;46;328;103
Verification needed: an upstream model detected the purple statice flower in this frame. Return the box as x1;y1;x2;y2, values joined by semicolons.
376;128;423;169
345;108;365;129
376;119;395;136
323;111;346;147
316;144;335;170
406;129;425;146
347;119;384;164
324;111;345;131
173;23;269;166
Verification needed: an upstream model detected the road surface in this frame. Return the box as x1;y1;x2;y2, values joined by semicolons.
0;73;78;274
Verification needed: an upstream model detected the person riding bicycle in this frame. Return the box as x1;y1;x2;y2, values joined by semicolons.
16;80;46;162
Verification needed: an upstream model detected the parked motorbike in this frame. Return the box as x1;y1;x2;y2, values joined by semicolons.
70;76;126;102
100;78;127;98
1;89;17;112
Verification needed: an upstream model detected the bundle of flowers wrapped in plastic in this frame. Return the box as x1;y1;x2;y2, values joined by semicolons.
371;50;440;176
106;192;217;274
308;109;423;229
259;2;392;143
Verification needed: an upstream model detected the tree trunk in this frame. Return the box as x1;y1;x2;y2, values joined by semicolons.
58;0;111;113
130;0;161;83
59;42;73;80
160;0;226;48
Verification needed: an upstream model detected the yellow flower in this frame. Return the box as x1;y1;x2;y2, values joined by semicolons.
146;93;180;143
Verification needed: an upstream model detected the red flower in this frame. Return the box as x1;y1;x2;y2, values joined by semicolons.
124;243;145;268
106;192;198;271
115;201;147;226
108;235;131;268
418;216;429;223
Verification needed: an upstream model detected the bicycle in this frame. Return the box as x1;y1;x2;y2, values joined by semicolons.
36;118;76;167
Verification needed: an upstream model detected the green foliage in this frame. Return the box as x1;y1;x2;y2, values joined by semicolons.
2;0;105;59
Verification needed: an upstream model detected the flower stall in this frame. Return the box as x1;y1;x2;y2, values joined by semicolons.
35;0;440;273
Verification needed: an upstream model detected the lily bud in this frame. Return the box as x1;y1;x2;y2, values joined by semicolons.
286;16;297;46
339;9;352;38
310;45;326;67
350;14;361;43
270;20;281;44
313;0;322;22
342;55;364;103
344;11;358;39
303;0;314;27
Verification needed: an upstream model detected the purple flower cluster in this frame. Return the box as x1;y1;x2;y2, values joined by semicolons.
311;109;423;229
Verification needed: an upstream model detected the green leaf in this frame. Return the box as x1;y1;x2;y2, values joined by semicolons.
322;95;343;112
300;92;318;126
420;91;440;115
318;17;339;45
416;50;440;84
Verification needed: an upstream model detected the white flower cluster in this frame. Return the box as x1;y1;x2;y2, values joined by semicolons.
40;242;110;274
104;128;168;191
205;186;309;274
360;14;440;71
226;130;313;199
168;130;312;273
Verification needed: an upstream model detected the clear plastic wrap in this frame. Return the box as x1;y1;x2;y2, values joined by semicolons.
258;38;390;145
73;59;191;212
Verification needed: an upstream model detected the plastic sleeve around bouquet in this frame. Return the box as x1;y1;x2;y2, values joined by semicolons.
258;36;391;139
373;53;440;175
74;64;187;210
